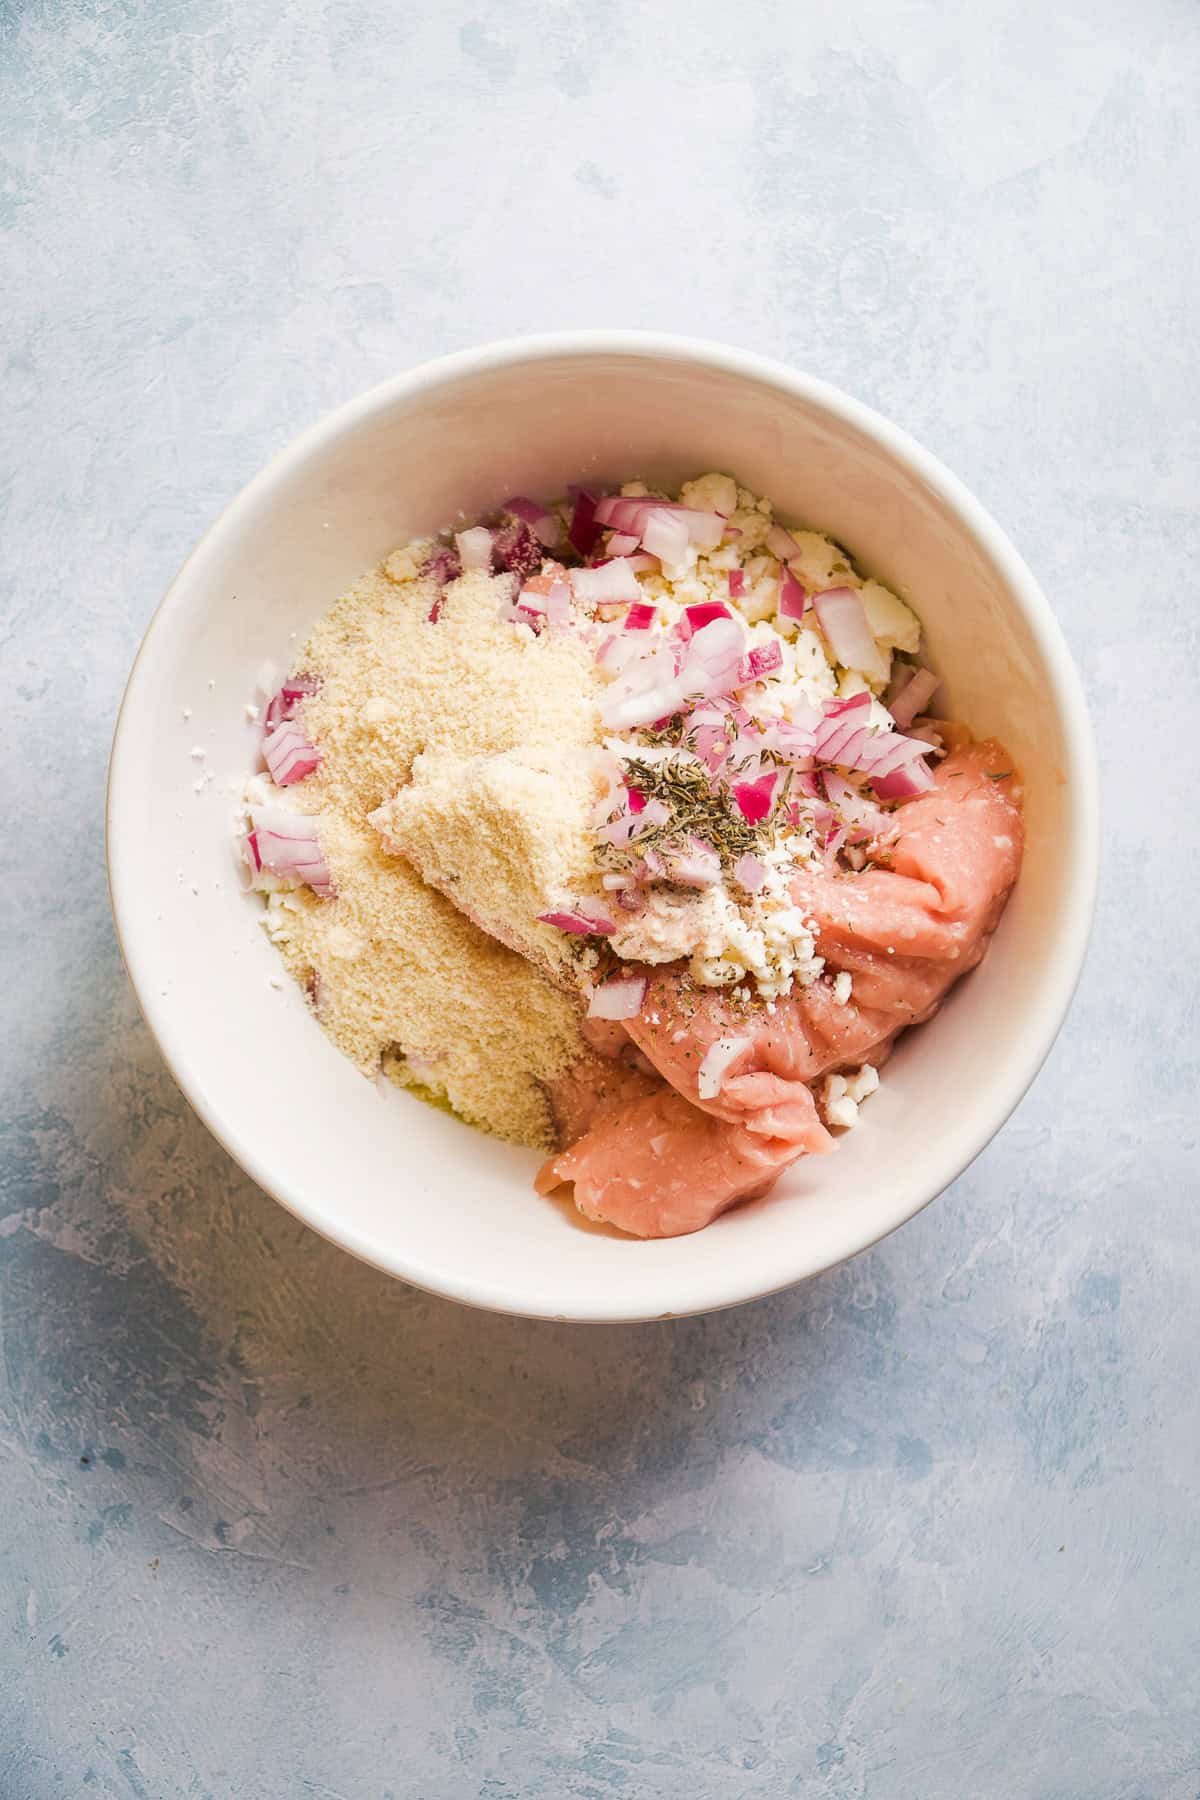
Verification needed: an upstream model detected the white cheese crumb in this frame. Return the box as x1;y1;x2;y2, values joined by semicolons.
245;703;260;723
822;1063;880;1129
190;745;206;760
181;707;192;720
846;1063;880;1104
833;971;853;1005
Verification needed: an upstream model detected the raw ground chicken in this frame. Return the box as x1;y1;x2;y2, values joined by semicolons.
239;474;1023;1234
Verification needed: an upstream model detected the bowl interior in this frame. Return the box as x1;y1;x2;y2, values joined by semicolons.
108;340;1096;1320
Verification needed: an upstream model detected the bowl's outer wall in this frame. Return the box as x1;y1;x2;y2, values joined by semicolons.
108;339;1098;1320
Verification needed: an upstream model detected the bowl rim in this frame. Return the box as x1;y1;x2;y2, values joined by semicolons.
107;329;1101;1322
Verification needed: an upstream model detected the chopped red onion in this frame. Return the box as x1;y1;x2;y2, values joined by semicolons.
737;640;784;685
864;732;928;778
624;602;656;631
812;587;887;680
263;719;321;786
545;578;572;629
607;531;640;556
680;600;732;638
598;793;670;848
821;770;889;836
603;682;684;732
821;770;865;813
600;641;684;729
571;558;642;606
809;692;935;797
593;494;650;528
778;566;809;622
693;721;730;772
728;569;746;598
422;547;462;585
641;508;690;566
626;552;660;574
755;718;815;765
732;852;766;892
594;497;722;549
766;523;800;561
823;690;872;719
587;973;648;1021
683;616;745;689
249;807;334;898
871;761;935;800
263;676;320;733
626;786;647;814
811;690;871;759
668;838;721;888
732;771;778;823
568;488;602;556
491;519;543;581
888;667;940;730
455;526;493;571
595;632;646;676
816;715;872;766
673;508;725;550
427;594;444;624
502;495;560;548
601;614;749;728
537;907;616;936
697;1034;752;1102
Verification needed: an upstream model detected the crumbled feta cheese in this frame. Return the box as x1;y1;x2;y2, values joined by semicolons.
786;530;849;590
860;580;920;655
846;1063;879;1104
741;572;780;624
833;970;853;1005
680;471;739;518
611;851;824;1001
822;1062;880;1129
837;669;898;721
383;538;436;584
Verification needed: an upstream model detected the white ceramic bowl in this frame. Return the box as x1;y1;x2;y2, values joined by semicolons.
107;333;1099;1322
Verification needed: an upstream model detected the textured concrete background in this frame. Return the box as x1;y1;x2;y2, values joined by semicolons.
2;0;1198;1794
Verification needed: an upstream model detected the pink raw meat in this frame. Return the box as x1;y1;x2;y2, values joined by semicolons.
540;739;1023;1237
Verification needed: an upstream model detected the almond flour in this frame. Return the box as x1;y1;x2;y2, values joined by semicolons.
260;558;610;1148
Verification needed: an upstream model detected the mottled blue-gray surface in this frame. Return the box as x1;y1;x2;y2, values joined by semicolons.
2;0;1198;1794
